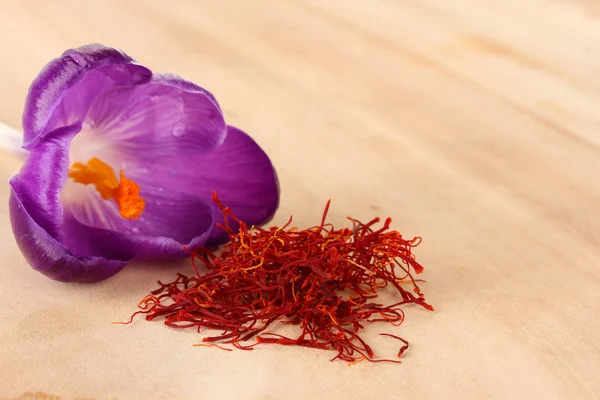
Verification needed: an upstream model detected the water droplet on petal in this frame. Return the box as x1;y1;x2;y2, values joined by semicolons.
133;72;144;81
150;95;160;102
172;122;186;137
156;201;162;206
132;227;140;233
82;119;95;129
157;188;164;192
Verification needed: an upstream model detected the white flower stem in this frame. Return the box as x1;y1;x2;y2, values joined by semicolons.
0;121;27;158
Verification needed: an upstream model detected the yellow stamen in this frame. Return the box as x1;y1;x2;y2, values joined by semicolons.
68;157;145;219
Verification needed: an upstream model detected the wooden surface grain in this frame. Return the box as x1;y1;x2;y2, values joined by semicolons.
0;0;599;399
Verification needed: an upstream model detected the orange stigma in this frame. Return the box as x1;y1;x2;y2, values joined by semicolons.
68;157;145;219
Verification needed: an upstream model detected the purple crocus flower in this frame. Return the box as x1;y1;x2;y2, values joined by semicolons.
8;44;279;283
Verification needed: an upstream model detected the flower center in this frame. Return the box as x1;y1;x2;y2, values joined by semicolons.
68;157;145;219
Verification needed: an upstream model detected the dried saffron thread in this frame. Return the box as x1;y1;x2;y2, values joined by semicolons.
119;193;434;363
192;343;233;351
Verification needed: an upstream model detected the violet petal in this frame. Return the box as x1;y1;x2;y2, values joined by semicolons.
82;78;226;155
14;122;82;240
9;179;132;283
22;43;151;149
153;72;222;113
121;125;280;245
64;185;217;260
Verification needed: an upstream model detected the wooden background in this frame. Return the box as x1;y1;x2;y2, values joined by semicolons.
0;0;599;399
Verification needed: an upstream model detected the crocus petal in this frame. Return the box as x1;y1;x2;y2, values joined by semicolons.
23;44;151;149
119;125;279;244
9;178;132;283
10;122;135;282
14;122;82;240
153;72;221;113
82;78;226;156
63;184;217;259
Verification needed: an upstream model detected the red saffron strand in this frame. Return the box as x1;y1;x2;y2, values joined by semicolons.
192;343;233;352
380;333;410;358
122;194;433;363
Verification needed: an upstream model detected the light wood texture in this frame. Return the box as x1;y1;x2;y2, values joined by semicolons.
1;0;599;399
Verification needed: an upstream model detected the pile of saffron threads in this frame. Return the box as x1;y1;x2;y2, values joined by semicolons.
121;194;434;363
